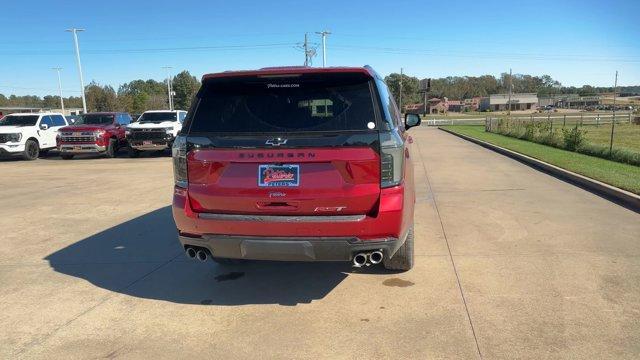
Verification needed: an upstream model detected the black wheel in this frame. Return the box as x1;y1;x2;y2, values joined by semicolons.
105;138;117;158
383;225;414;271
22;139;39;161
127;147;140;158
61;154;74;160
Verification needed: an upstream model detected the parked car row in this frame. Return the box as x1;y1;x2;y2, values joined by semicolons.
0;110;186;160
3;66;421;271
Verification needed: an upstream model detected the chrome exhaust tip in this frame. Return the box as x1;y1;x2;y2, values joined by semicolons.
369;251;384;265
196;249;208;262
353;253;368;267
185;247;196;259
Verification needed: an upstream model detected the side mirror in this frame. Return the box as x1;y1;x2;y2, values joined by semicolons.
404;113;421;129
40;123;49;130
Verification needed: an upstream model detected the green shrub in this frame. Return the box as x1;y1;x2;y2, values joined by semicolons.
487;119;640;167
579;144;640;166
537;131;562;147
522;122;537;140
537;121;551;134
561;127;587;151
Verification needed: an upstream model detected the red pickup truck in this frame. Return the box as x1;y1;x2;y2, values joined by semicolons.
57;112;132;159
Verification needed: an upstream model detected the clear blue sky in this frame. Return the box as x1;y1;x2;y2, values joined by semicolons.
1;0;638;97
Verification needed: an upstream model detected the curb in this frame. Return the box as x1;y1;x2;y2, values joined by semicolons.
438;127;640;212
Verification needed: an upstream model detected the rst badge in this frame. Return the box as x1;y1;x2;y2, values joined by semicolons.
258;164;300;187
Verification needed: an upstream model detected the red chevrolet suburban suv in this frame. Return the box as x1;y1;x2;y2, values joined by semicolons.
57;112;131;159
172;66;421;271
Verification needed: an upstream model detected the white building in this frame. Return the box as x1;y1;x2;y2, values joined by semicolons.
480;93;539;111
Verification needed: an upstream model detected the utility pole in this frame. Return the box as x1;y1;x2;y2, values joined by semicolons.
399;68;403;114
297;33;316;66
507;68;512;117
66;28;87;113
52;67;65;113
315;30;331;67
609;70;618;154
162;66;173;111
303;33;309;66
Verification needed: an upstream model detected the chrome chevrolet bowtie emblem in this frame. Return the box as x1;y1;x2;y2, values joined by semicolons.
265;138;287;146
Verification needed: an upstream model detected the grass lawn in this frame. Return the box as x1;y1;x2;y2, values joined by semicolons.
580;123;640;152
440;125;640;195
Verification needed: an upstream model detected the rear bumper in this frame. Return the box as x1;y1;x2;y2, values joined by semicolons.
59;143;106;153
172;184;414;261
180;234;401;261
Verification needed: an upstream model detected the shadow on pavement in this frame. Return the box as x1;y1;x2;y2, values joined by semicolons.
45;206;352;306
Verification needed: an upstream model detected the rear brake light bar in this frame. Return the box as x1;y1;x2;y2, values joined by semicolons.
380;131;404;188
172;135;188;188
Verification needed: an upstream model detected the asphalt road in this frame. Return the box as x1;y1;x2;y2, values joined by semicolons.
1;128;639;359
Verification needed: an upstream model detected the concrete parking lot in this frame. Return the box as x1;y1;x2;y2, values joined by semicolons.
1;127;639;359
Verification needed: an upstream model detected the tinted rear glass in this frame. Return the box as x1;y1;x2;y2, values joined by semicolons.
190;72;376;133
77;114;113;125
1;115;39;126
140;112;177;123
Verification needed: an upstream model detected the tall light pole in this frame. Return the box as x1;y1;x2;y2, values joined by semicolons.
609;70;618;155
162;66;173;110
315;30;331;67
507;68;513;116
66;28;87;113
52;67;65;113
399;67;403;114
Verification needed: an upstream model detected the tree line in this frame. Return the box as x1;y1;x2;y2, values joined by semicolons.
0;70;200;114
384;72;640;106
3;70;638;113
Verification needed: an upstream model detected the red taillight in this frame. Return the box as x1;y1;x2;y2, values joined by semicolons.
172;135;188;188
380;131;404;188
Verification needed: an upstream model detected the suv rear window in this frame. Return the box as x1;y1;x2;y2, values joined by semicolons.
189;72;376;133
140;112;177;123
0;115;39;126
77;114;114;125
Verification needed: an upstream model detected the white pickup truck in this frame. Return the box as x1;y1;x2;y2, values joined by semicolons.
0;112;68;160
125;110;186;157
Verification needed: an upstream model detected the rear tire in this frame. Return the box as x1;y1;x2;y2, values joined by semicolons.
128;147;140;158
105;138;117;158
61;154;74;160
383;225;414;271
22;139;39;161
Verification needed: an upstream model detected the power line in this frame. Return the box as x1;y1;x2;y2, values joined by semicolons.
0;43;298;56
0;40;637;63
330;45;640;62
0;85;81;92
0;32;303;46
